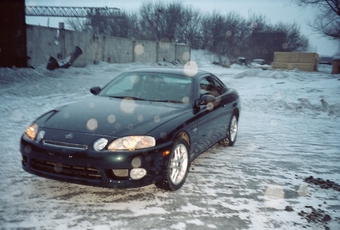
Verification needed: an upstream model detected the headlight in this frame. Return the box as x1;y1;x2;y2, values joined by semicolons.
108;136;155;151
26;123;38;140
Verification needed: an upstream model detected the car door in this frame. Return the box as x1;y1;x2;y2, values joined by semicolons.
193;74;230;155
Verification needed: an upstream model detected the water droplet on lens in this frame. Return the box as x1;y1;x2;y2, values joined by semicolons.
108;114;116;123
137;114;144;122
120;97;136;114
63;112;70;119
183;61;198;77
154;116;160;123
87;118;98;131
206;102;214;111
160;132;167;139
134;44;144;55
24;145;32;153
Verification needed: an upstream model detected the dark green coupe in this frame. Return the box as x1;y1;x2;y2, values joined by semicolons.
21;68;240;191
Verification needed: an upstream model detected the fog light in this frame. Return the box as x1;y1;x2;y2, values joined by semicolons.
112;169;129;177
93;138;108;151
36;130;45;142
130;168;147;180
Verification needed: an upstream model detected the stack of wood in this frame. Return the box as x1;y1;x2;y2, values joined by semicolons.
272;52;318;72
332;56;340;74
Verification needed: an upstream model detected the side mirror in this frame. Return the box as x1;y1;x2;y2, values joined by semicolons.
90;86;101;95
195;94;216;107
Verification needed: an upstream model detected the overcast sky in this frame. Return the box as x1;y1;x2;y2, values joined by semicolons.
25;0;339;56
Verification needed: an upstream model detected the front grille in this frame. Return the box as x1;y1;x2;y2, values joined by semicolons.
43;140;88;150
31;159;101;180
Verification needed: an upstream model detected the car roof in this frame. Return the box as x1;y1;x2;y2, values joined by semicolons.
124;67;211;78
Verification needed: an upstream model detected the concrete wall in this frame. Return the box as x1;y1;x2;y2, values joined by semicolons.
26;24;191;68
133;40;157;63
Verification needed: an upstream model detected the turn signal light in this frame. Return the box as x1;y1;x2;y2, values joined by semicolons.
162;150;170;157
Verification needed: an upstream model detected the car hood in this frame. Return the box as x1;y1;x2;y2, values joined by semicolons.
38;96;190;137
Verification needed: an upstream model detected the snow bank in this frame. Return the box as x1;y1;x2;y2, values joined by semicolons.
1;52;339;230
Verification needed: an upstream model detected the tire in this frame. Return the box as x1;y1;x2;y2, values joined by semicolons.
155;138;190;191
219;113;238;147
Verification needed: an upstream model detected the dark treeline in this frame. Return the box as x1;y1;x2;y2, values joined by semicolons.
66;1;310;64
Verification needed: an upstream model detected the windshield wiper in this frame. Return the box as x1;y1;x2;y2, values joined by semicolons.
109;96;183;104
149;99;183;104
108;96;147;101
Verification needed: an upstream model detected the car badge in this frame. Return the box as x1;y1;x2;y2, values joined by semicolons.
65;133;73;139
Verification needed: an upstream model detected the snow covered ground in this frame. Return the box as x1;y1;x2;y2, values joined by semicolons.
1;50;340;229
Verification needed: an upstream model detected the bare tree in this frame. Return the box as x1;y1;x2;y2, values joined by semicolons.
65;1;311;64
275;22;310;51
296;0;340;40
176;7;202;48
138;1;184;42
65;18;87;31
106;11;132;38
200;11;251;63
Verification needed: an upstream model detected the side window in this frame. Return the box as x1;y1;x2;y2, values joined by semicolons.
213;77;227;94
200;76;227;97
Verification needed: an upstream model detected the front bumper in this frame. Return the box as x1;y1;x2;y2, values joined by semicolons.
20;134;172;188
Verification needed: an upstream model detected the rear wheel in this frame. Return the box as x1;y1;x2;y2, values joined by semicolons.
219;113;238;147
155;138;190;191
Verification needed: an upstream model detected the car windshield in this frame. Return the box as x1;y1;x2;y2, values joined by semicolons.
99;72;193;104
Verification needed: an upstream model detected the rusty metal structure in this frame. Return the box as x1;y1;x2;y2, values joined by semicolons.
25;6;122;18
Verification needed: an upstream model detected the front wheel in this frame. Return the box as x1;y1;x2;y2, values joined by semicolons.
155;138;190;191
219;113;238;147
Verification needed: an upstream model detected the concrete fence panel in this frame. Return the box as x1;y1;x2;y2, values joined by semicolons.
27;25;61;66
26;25;191;68
133;40;157;63
158;42;175;62
104;37;134;63
175;43;191;64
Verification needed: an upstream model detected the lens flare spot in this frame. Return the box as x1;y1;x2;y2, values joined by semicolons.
183;61;198;77
226;30;232;37
154;116;161;123
89;102;95;108
114;122;121;130
108;114;116;123
182;96;190;104
270;120;278;126
137;114;144;122
247;142;257;151
131;157;142;168
63;112;70;119
87;118;98;131
134;44;144;55
120;97;136;114
130;74;140;84
206;102;214;111
273;92;282;100
297;184;310;197
264;185;285;206
160;132;167;139
24;145;32;153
